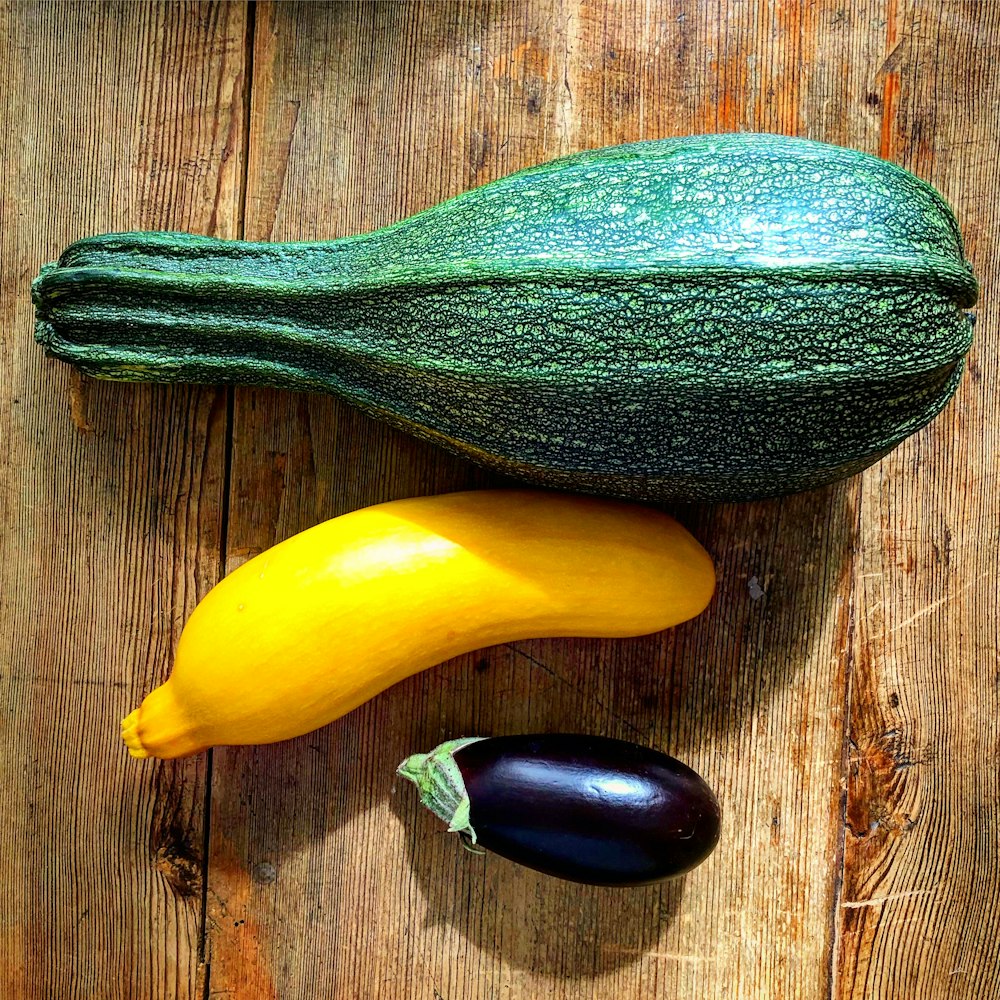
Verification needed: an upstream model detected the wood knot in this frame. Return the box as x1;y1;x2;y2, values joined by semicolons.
153;842;203;899
150;810;203;900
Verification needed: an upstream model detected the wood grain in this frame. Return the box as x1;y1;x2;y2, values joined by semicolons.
206;3;872;999
3;1;999;998
835;4;1000;998
0;3;247;997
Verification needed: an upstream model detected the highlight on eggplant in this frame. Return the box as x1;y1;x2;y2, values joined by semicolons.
397;733;721;887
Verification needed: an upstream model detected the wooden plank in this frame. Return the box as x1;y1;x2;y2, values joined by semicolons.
203;3;873;998
835;4;1000;998
0;3;248;996
203;5;498;996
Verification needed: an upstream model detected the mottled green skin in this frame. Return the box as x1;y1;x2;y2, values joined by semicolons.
33;133;977;502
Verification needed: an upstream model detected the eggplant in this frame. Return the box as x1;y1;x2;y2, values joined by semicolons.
397;733;721;886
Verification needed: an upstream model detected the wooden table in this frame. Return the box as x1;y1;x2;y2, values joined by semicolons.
2;3;997;997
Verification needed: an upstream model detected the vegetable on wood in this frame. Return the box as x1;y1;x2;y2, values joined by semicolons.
120;490;715;759
398;734;721;886
33;133;978;502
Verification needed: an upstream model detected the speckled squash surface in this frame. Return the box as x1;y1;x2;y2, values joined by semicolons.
33;133;977;502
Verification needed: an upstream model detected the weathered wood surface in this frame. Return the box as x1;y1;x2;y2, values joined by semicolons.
1;2;998;998
0;2;248;996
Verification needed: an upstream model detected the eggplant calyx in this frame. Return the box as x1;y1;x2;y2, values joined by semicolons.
397;736;487;843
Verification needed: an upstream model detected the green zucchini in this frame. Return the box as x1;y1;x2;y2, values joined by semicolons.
33;133;977;502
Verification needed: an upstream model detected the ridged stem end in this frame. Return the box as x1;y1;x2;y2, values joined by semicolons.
118;684;208;760
120;708;150;759
397;737;487;843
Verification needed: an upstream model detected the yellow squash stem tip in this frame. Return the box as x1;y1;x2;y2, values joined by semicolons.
120;709;149;759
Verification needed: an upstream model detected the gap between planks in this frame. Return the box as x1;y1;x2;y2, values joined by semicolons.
198;1;258;992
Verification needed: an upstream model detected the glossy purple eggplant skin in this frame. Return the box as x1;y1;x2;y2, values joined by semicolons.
454;734;721;886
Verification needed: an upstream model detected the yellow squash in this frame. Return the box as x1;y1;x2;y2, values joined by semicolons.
121;490;715;759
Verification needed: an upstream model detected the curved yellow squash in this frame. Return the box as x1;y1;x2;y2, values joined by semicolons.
121;490;715;759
